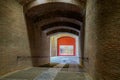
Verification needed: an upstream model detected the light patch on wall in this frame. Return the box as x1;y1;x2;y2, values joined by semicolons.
60;45;74;56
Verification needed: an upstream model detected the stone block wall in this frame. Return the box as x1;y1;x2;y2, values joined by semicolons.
0;0;32;75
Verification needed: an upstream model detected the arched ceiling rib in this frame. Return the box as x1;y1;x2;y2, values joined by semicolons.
43;26;80;33
41;21;81;31
46;29;79;36
18;0;86;8
36;17;82;30
24;1;84;14
31;11;83;23
24;1;84;35
25;2;83;18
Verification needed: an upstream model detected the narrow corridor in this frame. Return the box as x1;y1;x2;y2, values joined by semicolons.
1;0;120;80
0;64;92;80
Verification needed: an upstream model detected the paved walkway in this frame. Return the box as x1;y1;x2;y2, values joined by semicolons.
34;64;65;80
68;64;80;72
0;64;92;80
50;56;80;64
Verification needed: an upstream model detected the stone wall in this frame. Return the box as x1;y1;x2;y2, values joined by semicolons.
0;0;32;75
25;17;50;66
84;0;98;79
85;0;120;80
50;36;57;57
40;32;50;65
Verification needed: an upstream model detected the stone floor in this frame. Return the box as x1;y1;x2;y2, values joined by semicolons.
0;64;92;80
50;56;80;64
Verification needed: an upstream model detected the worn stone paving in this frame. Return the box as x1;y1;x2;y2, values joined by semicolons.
34;64;65;80
0;68;48;80
68;64;80;72
50;56;80;64
0;64;92;80
54;72;86;80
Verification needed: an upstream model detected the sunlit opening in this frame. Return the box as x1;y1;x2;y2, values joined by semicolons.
50;33;81;64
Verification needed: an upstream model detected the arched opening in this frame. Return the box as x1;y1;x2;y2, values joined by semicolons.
24;1;84;67
57;36;76;56
50;33;81;64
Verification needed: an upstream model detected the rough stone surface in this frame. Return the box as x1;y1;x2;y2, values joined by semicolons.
0;66;91;80
25;17;50;66
85;0;120;80
0;0;32;75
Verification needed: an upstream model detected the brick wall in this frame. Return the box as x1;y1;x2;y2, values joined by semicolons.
85;0;120;80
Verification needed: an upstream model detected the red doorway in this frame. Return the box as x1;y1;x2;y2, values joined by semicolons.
57;36;76;56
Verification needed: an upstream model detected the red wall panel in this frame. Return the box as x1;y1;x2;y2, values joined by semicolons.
57;36;76;56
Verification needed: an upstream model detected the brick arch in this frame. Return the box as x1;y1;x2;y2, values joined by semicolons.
57;36;76;56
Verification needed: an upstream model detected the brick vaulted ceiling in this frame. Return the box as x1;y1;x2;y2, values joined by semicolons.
18;0;86;36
